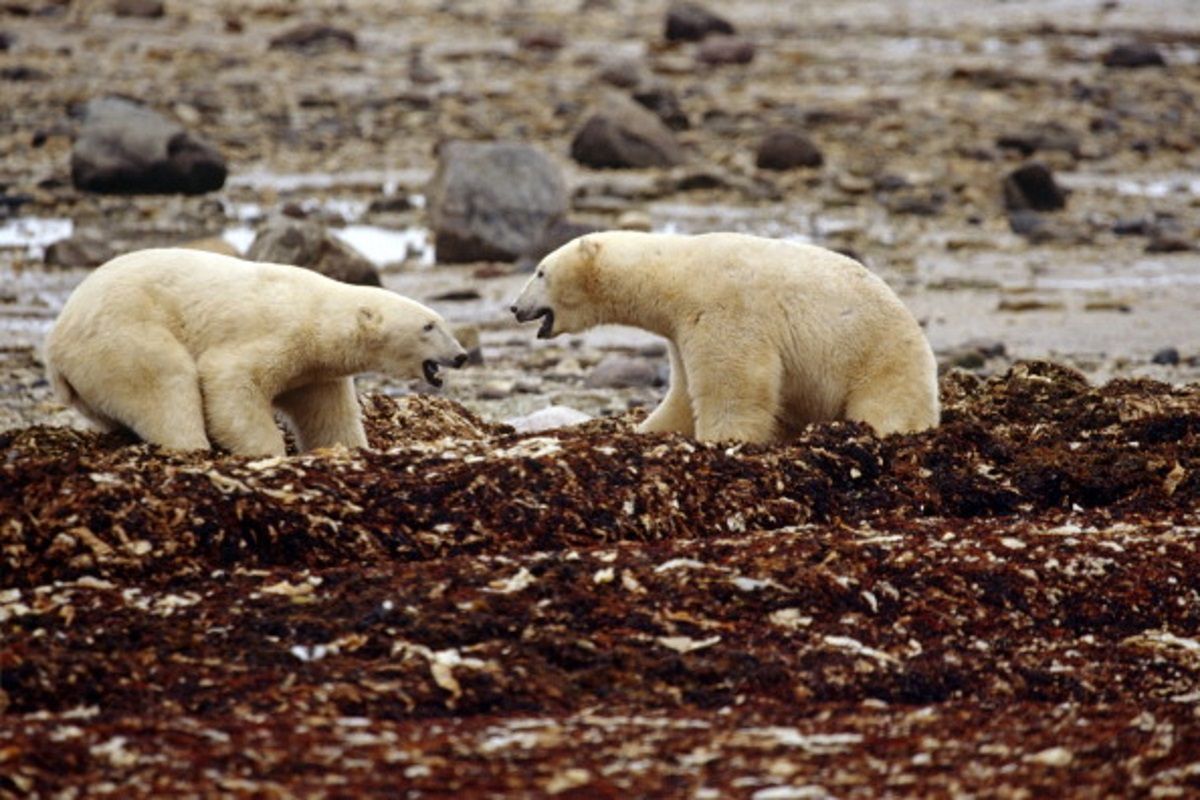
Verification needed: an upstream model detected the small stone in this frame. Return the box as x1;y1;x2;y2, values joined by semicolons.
696;36;755;66
269;24;357;53
43;233;117;269
617;209;652;231
756;130;824;171
597;58;645;89
1145;229;1193;254
367;194;413;214
1102;42;1166;69
632;83;690;130
1003;162;1066;212
112;0;164;18
0;32;12;51
665;2;734;42
517;28;565;52
477;380;516;400
1026;746;1074;767
996;123;1082;159
584;354;662;389
1151;347;1180;366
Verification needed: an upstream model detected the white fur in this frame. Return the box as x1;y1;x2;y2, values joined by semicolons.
45;248;467;456
512;232;939;441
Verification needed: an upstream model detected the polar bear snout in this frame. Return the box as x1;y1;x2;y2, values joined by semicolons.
513;306;555;339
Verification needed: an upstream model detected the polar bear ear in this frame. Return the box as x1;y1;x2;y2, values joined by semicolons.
577;235;602;264
357;306;383;331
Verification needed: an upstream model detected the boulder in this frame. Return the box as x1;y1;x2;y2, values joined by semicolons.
755;129;824;170
571;94;685;169
1002;162;1066;212
664;2;734;42
426;141;569;263
247;218;381;286
70;97;226;195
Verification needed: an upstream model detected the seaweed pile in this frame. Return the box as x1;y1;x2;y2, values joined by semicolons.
2;362;1199;797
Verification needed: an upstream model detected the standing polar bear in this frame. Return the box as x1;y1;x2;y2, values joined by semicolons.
45;248;468;456
512;231;938;442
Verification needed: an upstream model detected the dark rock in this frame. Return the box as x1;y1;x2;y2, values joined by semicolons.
1112;217;1152;237
1152;347;1180;366
269;23;357;53
367;194;414;214
571;94;685;169
996;123;1082;158
883;189;947;217
584;355;662;389
632;84;689;130
70;97;226;195
0;32;12;51
43;233;118;269
1145;229;1193;254
696;35;755;66
665;2;734;42
112;0;164;18
1102;42;1166;69
755;129;823;171
1003;162;1066;212
427;141;569;263
247;218;381;286
0;65;47;81
0;193;32;217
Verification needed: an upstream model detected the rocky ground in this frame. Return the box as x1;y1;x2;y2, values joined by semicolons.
2;0;1200;796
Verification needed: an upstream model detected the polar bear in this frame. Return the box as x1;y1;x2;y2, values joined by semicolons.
45;248;468;456
511;232;938;442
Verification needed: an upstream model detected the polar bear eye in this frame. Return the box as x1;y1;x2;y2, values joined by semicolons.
536;269;545;279
422;322;434;332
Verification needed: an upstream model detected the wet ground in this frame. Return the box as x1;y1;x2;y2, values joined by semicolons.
2;0;1200;796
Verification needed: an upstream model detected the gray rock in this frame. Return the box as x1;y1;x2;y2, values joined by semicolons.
526;219;603;262
755;129;823;170
427;141;569;263
43;233;117;269
632;83;689;130
571;93;685;169
696;35;755;66
1003;162;1066;212
597;57;646;89
70;97;226;195
665;2;734;42
584;354;662;389
996;123;1082;159
247;217;381;286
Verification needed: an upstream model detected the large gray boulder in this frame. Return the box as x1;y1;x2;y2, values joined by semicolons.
426;141;569;263
247;217;381;286
570;93;685;169
70;97;226;195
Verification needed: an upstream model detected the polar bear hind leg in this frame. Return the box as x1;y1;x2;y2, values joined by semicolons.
57;326;211;450
275;378;368;451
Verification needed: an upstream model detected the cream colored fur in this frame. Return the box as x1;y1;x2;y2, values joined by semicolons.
45;248;468;456
512;232;939;442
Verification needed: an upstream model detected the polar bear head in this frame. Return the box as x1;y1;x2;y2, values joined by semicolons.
359;294;468;387
510;235;604;339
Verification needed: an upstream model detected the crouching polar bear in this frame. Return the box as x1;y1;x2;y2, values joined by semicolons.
45;248;468;456
512;231;938;442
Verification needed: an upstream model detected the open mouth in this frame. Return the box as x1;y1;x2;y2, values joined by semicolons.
422;359;443;387
534;308;554;339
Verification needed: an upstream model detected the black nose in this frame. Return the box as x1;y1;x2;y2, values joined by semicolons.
453;353;468;368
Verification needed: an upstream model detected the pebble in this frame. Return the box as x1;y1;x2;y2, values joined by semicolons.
696;36;755;66
1102;42;1166;69
112;0;164;18
269;24;357;53
1151;347;1180;366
